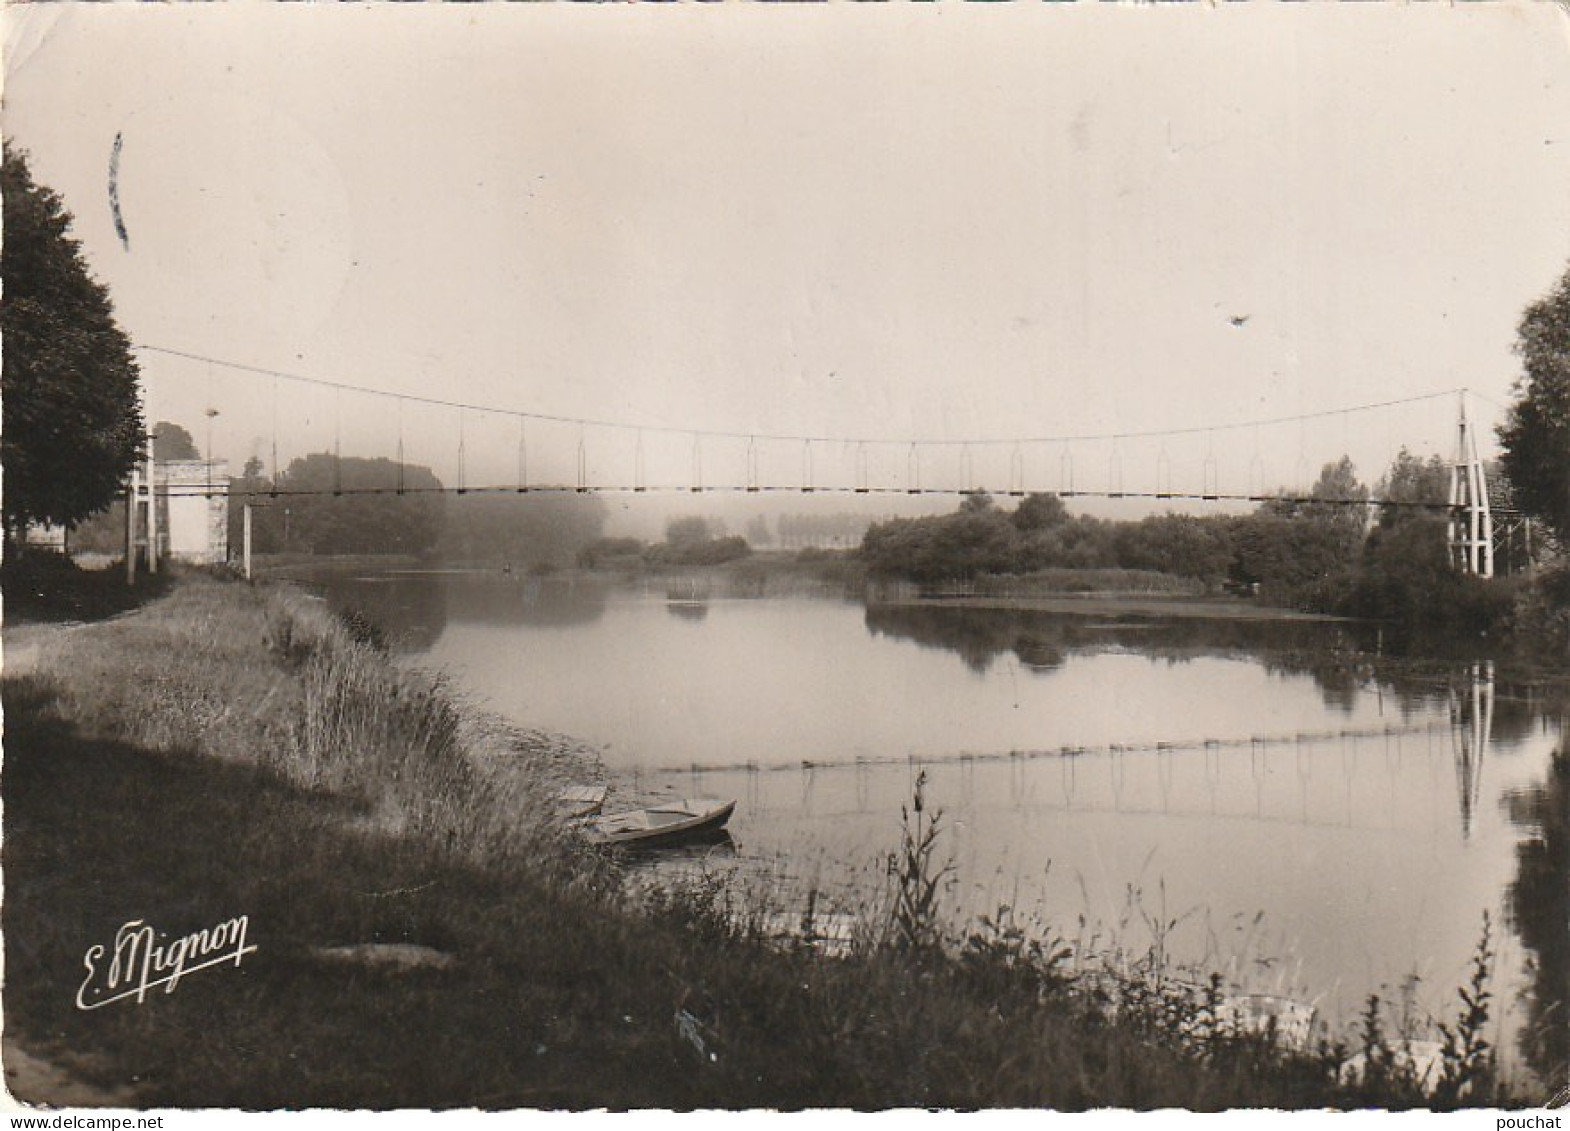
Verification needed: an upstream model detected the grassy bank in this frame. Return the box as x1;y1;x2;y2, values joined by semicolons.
867;593;1338;623
1;571;1525;1108
2;549;175;625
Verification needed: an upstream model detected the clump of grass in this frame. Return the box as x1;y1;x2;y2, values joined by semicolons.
958;903;1073;1008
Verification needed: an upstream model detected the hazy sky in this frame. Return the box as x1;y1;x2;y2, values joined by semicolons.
5;2;1570;506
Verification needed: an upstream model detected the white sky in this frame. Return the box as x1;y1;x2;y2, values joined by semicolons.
5;2;1570;505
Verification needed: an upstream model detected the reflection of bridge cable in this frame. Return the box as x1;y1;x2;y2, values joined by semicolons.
136;343;1466;449
1251;737;1264;818
682;719;1455;777
702;759;1388;833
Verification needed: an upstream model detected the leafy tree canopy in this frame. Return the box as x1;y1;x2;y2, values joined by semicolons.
276;453;446;556
1373;448;1449;530
665;516;715;547
2;146;143;533
1257;457;1368;561
1499;262;1570;547
438;491;606;567
648;515;750;566
1012;492;1069;533
153;421;201;461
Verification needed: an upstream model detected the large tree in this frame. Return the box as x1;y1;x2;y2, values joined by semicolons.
2;147;143;535
153;420;201;461
277;453;445;556
439;492;607;568
1373;447;1450;529
1500;262;1570;547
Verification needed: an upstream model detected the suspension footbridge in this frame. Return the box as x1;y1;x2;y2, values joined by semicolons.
125;344;1523;578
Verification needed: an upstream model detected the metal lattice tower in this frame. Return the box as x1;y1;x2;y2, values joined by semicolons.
1448;391;1494;578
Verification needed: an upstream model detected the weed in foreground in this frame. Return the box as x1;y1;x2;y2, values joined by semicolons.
887;770;956;958
1434;912;1501;1107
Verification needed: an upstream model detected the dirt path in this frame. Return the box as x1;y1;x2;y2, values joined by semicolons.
3;621;91;679
5;624;145;1110
2;1041;142;1110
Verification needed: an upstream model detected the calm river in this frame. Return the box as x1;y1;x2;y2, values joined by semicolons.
313;568;1567;1085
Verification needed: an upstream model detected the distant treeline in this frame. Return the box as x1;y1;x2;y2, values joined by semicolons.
775;512;877;548
859;455;1377;592
222;453;608;568
577;515;751;568
860;451;1547;645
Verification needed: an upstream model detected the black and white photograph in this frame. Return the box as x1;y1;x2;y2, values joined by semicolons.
2;0;1569;1120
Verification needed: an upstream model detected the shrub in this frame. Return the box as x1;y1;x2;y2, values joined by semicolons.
645;534;751;567
1506;567;1570;659
576;536;645;568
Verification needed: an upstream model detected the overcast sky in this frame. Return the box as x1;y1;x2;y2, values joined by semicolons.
5;2;1570;506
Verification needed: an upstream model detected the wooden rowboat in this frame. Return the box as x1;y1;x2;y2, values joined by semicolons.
583;797;736;848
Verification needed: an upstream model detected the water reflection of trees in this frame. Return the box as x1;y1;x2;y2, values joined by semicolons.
864;603;1393;688
325;574;449;652
442;574;608;628
861;604;1550;741
862;606;1073;674
322;572;611;649
1502;737;1569;1092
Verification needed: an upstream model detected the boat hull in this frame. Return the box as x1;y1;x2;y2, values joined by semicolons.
585;798;737;848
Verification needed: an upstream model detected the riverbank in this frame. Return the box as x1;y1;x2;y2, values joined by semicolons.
1;568;1530;1108
251;549;1331;618
870;593;1340;622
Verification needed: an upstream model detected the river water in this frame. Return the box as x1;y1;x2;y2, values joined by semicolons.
312;568;1568;1085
